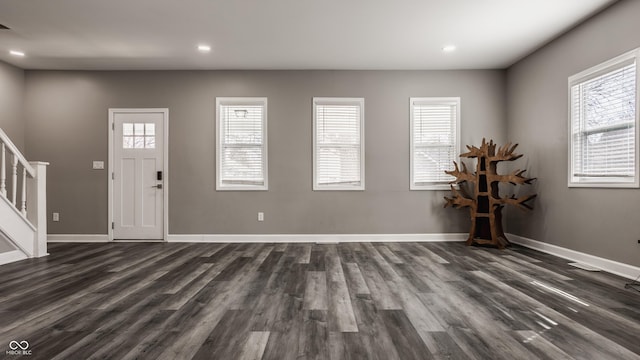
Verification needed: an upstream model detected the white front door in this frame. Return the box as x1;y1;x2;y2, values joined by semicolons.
111;109;166;240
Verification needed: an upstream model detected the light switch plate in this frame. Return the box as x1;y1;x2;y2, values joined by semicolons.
93;161;104;170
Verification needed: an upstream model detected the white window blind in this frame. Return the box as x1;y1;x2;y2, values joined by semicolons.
410;97;460;190
216;97;268;190
313;98;365;190
569;49;639;188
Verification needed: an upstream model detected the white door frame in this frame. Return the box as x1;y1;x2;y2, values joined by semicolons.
108;108;169;242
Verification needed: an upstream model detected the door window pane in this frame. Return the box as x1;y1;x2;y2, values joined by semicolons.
123;123;156;149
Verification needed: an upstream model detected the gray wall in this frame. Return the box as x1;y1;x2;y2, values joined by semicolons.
0;60;24;253
0;60;24;150
506;0;640;266
24;70;506;235
0;231;16;252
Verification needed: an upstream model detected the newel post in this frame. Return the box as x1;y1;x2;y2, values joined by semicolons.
27;161;49;258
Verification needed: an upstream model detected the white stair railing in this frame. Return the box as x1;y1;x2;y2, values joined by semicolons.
0;127;48;258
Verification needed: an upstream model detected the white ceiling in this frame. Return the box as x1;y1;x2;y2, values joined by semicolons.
0;0;617;70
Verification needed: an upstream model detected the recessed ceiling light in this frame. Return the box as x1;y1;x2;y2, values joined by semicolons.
197;45;211;53
442;45;456;53
9;50;25;57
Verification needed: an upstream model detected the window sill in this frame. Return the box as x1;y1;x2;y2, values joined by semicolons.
313;186;365;191
216;186;268;191
568;180;638;189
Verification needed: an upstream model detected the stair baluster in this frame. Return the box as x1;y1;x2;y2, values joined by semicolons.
11;154;17;205
21;167;27;216
0;143;5;196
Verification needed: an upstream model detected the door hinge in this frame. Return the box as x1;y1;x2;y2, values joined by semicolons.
112;122;115;131
112;172;115;180
112;222;114;229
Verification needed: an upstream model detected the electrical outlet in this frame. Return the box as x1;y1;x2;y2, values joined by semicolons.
258;212;264;222
52;212;60;222
92;161;104;170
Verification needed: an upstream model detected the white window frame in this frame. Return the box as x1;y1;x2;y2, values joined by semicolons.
313;97;365;191
216;97;268;191
410;97;461;190
568;49;640;188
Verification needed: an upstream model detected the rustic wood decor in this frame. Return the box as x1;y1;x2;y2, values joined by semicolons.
444;138;536;248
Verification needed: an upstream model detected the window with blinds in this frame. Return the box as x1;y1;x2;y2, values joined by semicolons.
410;97;460;190
569;49;639;188
313;98;365;190
216;97;268;190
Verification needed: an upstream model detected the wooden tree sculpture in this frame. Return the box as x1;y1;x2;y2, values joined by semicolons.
444;138;536;248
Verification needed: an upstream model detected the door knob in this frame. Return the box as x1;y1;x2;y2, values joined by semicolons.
152;184;163;189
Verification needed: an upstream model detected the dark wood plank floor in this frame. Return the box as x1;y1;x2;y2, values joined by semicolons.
1;241;639;359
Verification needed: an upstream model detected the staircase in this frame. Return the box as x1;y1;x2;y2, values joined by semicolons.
0;127;48;265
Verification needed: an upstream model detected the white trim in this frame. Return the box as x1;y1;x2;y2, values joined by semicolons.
108;109;115;241
48;234;110;242
507;233;640;280
216;97;268;191
46;233;466;243
0;250;27;265
409;97;461;191
108;108;169;242
26;162;50;257
167;233;466;243
567;48;640;189
569;49;638;86
313;97;365;191
0;128;35;177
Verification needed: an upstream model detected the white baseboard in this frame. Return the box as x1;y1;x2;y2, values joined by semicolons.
167;233;467;243
507;233;640;280
46;233;467;244
48;234;109;243
0;250;28;265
